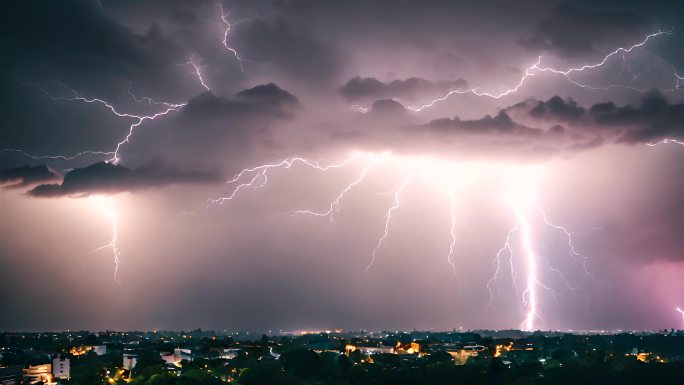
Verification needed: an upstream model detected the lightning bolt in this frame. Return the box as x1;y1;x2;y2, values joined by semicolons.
647;139;684;147
208;154;601;331
487;222;519;308
11;81;185;165
91;196;122;285
354;30;680;113
365;161;413;273
206;153;363;207
517;202;539;332
293;156;378;219
446;181;458;275
485;166;600;330
179;54;211;91
677;307;684;329
217;1;251;71
3;82;185;284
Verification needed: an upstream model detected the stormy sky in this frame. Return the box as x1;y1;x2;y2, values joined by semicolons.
1;0;683;332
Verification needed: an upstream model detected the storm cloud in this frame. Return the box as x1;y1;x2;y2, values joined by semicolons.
0;164;59;187
29;162;221;197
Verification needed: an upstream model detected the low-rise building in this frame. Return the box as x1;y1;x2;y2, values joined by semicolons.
52;355;70;380
123;353;139;370
23;364;55;385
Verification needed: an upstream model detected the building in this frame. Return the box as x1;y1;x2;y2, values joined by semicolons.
219;348;241;360
93;345;107;355
447;345;488;365
394;341;420;354
345;344;394;355
123;353;139;370
52;355;70;380
23;364;55;385
160;348;192;366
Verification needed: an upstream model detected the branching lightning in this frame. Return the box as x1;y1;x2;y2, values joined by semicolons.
91;197;122;285
6;11;678;327
365;162;413;273
205;153;363;207
8;81;185;165
205;154;604;330
353;30;681;114
217;1;252;71
676;307;684;329
179;54;211;91
446;181;458;275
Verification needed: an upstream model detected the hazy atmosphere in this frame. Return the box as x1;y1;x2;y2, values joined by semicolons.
1;0;683;333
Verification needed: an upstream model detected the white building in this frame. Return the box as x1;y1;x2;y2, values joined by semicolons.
122;353;138;370
161;348;192;366
52;356;70;380
219;348;241;360
93;345;107;356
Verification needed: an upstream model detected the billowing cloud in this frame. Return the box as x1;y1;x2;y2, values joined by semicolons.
340;77;469;103
506;91;684;144
519;1;645;58
29;161;221;197
0;164;59;187
326;92;683;161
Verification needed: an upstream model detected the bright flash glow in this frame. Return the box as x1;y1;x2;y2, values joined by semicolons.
90;196;122;285
676;307;684;329
207;152;598;330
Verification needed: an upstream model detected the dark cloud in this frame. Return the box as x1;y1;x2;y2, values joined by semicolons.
29;162;221;197
507;91;684;144
119;84;301;170
232;17;340;84
0;165;59;187
1;0;189;98
329;92;684;161
340;77;469;102
520;0;684;65
520;1;644;58
236;83;301;112
527;96;585;122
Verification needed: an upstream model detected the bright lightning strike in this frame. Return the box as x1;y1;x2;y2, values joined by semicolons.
91;196;122;285
293;156;379;219
647;138;684;147
11;81;185;165
446;181;458;275
365;162;413;273
356;30;679;113
207;153;602;331
206;153;363;207
180;54;211;91
217;1;251;71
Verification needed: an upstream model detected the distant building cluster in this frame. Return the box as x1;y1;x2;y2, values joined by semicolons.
1;328;684;384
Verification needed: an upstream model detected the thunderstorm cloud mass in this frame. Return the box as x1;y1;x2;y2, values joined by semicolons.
1;0;683;333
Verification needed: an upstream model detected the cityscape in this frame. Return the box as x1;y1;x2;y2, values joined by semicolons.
1;0;684;384
2;329;684;385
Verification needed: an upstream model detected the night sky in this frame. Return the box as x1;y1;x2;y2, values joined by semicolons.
1;0;683;332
